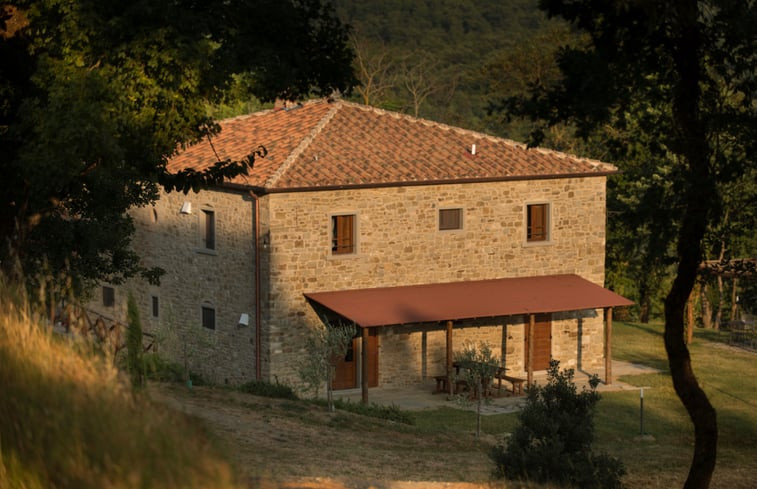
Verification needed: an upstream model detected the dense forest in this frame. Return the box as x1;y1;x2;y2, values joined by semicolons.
335;0;565;139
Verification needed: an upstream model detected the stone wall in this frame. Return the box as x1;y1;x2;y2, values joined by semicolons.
263;176;609;386
89;188;258;384
91;174;609;387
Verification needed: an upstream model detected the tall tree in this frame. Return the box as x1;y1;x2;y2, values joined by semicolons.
0;0;354;294
491;1;756;487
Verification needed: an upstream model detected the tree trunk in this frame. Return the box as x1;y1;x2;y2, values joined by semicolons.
730;278;739;321
714;244;726;328
666;2;718;487
638;281;651;323
714;274;724;329
700;283;713;329
687;291;695;341
327;366;335;412
476;382;482;439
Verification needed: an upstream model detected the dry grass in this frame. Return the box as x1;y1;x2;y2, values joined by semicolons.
150;321;757;489
0;286;244;489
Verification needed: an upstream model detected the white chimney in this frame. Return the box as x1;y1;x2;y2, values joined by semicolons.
471;144;477;155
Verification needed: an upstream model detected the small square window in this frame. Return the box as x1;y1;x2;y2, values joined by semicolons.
202;209;215;250
201;306;216;330
331;214;356;255
527;203;549;242
439;208;463;230
102;286;115;307
151;296;159;318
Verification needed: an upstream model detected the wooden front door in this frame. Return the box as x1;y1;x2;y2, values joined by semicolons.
333;337;358;390
332;331;380;390
525;314;552;371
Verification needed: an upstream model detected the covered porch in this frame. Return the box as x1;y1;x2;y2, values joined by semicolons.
305;274;633;404
332;359;655;413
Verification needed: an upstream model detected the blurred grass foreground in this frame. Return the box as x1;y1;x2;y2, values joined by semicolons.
0;283;243;489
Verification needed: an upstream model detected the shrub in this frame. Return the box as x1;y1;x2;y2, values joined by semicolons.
126;293;145;388
313;398;415;425
491;360;625;489
142;353;209;385
239;380;298;400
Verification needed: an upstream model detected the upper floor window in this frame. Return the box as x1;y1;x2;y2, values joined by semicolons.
202;209;215;250
526;203;550;242
439;208;463;231
331;214;356;255
102;286;115;307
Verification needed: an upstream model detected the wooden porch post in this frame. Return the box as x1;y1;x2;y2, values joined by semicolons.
361;326;369;404
446;320;453;395
527;314;534;386
604;307;613;385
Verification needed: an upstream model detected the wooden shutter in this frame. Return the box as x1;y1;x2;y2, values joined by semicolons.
527;204;547;242
439;208;462;230
332;215;355;254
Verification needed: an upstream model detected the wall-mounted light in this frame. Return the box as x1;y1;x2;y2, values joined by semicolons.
180;201;192;214
238;313;250;327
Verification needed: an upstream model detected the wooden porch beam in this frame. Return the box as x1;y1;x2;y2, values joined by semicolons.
604;307;613;385
527;313;534;386
446;320;453;395
361;326;369;404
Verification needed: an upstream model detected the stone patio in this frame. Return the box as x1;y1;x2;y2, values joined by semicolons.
334;360;660;415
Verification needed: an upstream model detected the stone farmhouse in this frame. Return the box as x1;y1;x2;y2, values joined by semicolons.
91;98;631;397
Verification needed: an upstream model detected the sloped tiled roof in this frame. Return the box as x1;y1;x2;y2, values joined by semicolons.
167;99;617;192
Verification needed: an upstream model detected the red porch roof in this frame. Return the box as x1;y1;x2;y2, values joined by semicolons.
304;274;633;327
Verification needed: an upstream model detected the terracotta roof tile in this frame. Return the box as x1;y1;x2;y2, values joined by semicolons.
167;99;618;191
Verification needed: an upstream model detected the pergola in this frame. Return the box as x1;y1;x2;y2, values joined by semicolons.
305;274;633;403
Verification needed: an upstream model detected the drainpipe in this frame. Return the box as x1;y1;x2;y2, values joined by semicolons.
249;191;262;380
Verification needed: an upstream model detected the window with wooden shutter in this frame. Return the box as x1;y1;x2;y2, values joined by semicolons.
331;214;355;254
439;208;463;230
527;203;549;242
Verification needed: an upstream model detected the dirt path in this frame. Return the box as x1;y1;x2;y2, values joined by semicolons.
149;383;498;487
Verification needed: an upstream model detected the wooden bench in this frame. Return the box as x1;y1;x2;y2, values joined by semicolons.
494;370;526;396
433;375;449;394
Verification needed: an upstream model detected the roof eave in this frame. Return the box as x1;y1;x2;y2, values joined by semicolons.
256;170;618;195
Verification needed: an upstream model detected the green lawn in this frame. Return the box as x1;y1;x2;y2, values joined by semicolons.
597;321;757;487
411;321;757;488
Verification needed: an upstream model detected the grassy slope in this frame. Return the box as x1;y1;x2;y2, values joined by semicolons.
0;294;243;489
594;321;757;488
4;285;754;489
410;321;757;488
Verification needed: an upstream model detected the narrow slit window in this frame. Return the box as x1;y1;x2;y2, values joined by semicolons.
203;209;215;250
527;203;549;242
439;208;463;230
331;214;355;255
151;296;159;318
